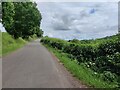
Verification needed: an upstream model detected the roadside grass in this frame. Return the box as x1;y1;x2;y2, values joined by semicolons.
0;32;2;57
2;32;40;57
1;32;40;57
2;32;26;57
43;44;118;88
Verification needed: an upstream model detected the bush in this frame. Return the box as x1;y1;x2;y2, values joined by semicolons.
41;34;120;84
101;71;117;82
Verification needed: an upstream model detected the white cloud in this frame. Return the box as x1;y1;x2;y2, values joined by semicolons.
0;23;6;32
37;2;118;40
35;0;120;2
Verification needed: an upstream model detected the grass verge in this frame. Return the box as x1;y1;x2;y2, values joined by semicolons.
0;32;1;57
1;32;40;57
0;32;26;57
1;32;27;57
43;44;118;88
1;32;39;57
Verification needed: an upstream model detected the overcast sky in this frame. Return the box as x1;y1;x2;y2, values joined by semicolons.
0;1;119;40
37;2;118;40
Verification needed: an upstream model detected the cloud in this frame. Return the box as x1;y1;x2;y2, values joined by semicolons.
37;2;118;40
0;23;6;32
89;8;96;14
51;13;72;30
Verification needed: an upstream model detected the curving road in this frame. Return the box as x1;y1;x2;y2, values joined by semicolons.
2;39;86;88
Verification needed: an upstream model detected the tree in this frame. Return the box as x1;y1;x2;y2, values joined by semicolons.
0;2;2;22
2;2;43;39
2;2;15;36
36;28;43;37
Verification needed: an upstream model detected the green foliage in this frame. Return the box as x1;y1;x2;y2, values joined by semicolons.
2;2;15;36
2;2;43;39
0;32;2;57
44;43;118;88
100;71;117;82
41;34;120;87
68;39;79;43
2;32;26;56
35;28;43;37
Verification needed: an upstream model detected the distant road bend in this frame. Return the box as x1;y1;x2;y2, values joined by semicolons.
3;39;86;88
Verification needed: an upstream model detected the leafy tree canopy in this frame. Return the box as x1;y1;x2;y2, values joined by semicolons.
2;2;43;39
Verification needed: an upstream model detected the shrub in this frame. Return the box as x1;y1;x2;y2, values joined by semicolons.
41;34;120;84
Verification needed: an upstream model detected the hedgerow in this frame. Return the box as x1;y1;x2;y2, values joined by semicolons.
41;34;120;86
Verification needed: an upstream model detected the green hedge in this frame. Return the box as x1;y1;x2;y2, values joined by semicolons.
41;34;120;85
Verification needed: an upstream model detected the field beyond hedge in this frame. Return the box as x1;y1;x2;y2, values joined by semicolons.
41;34;120;88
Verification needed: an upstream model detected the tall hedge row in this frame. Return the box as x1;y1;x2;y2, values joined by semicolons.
41;35;120;83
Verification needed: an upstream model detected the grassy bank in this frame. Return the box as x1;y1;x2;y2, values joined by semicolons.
1;32;39;57
1;32;27;57
43;44;118;88
0;32;2;57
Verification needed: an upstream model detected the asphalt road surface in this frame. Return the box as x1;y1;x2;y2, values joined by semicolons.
2;39;86;88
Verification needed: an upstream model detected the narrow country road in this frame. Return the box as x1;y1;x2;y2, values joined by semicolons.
2;39;86;88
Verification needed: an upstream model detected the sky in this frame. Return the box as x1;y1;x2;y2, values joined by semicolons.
0;1;119;40
37;2;118;40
